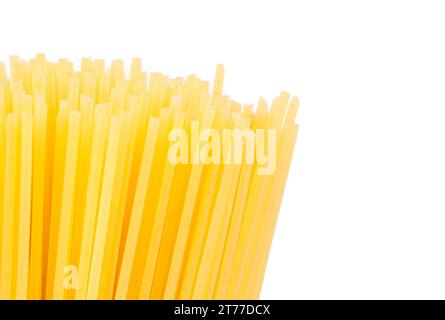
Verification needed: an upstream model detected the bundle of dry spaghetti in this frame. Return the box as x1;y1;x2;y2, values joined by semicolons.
0;54;298;300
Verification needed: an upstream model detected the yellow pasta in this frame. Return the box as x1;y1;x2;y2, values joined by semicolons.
115;116;160;299
52;110;81;299
75;110;109;299
0;55;298;300
29;97;47;299
87;116;123;299
1;113;18;299
17;112;33;299
163;108;215;299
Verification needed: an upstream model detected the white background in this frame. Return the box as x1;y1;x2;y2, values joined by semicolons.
1;0;445;299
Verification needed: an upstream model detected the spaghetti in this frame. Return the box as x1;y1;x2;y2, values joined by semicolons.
0;55;299;300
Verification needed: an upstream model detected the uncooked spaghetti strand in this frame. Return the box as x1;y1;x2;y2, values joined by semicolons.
16;112;33;299
139;112;185;299
250;124;299;298
163;108;215;299
1;113;19;300
52;110;81;299
115;117;160;299
75;110;109;299
28;97;47;299
87;115;123;299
